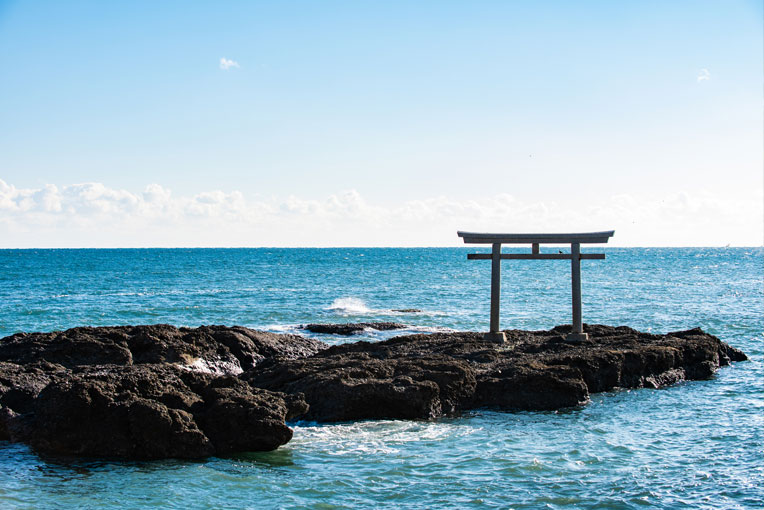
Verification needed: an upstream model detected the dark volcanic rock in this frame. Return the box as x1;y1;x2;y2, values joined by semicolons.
474;363;589;410
303;322;406;336
248;354;474;421
392;309;422;313
0;324;327;373
247;324;747;422
0;405;15;440
0;325;324;458
0;361;69;415
7;364;305;459
0;323;747;458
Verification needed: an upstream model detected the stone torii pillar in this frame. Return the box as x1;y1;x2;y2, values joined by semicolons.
457;230;614;343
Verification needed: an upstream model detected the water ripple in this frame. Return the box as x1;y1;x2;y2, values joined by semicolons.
0;248;762;509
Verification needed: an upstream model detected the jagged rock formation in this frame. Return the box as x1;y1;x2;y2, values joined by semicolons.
0;323;747;459
246;324;747;421
0;324;327;373
0;325;324;458
9;364;306;459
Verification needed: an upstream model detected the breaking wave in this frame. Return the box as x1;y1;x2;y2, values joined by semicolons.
325;297;444;317
326;297;372;314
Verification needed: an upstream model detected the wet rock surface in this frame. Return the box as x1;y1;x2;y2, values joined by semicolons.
0;323;747;458
302;322;406;335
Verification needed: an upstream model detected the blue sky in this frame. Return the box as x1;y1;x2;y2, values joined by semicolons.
0;1;762;247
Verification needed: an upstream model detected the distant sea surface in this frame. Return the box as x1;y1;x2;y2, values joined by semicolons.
1;247;762;509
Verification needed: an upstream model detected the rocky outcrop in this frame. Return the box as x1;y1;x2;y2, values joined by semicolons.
8;364;306;459
0;361;69;415
302;322;406;336
0;324;327;373
246;324;747;421
0;325;324;456
247;355;475;421
0;323;747;459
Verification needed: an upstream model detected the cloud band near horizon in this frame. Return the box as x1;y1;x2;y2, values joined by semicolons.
0;180;761;248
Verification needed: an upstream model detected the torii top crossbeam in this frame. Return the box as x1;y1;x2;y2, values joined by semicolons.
457;230;614;343
458;231;615;244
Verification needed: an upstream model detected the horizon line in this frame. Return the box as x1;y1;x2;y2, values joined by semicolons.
1;244;762;250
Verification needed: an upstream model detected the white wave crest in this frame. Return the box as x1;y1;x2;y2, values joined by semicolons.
290;420;480;456
325;297;444;317
403;325;457;334
326;297;373;314
262;324;304;336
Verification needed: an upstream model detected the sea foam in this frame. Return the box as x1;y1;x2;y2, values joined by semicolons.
325;297;443;317
326;297;373;314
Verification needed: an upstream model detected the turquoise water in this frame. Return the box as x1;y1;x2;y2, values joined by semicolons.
1;247;762;509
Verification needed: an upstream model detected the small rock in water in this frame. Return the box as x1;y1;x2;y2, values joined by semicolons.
302;322;406;335
392;309;422;313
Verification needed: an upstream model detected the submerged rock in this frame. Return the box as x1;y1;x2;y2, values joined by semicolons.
302;322;406;336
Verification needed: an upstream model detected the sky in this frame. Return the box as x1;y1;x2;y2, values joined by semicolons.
0;0;762;247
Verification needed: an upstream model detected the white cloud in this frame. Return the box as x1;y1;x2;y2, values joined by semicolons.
219;57;240;70
0;179;761;247
697;68;710;82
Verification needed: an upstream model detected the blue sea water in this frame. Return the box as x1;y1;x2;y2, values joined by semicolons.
0;247;762;509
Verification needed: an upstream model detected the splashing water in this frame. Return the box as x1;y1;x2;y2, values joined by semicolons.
326;297;373;315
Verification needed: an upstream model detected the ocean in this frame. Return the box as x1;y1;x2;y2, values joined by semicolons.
0;247;762;509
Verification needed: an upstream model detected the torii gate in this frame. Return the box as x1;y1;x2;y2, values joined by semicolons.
457;230;614;343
